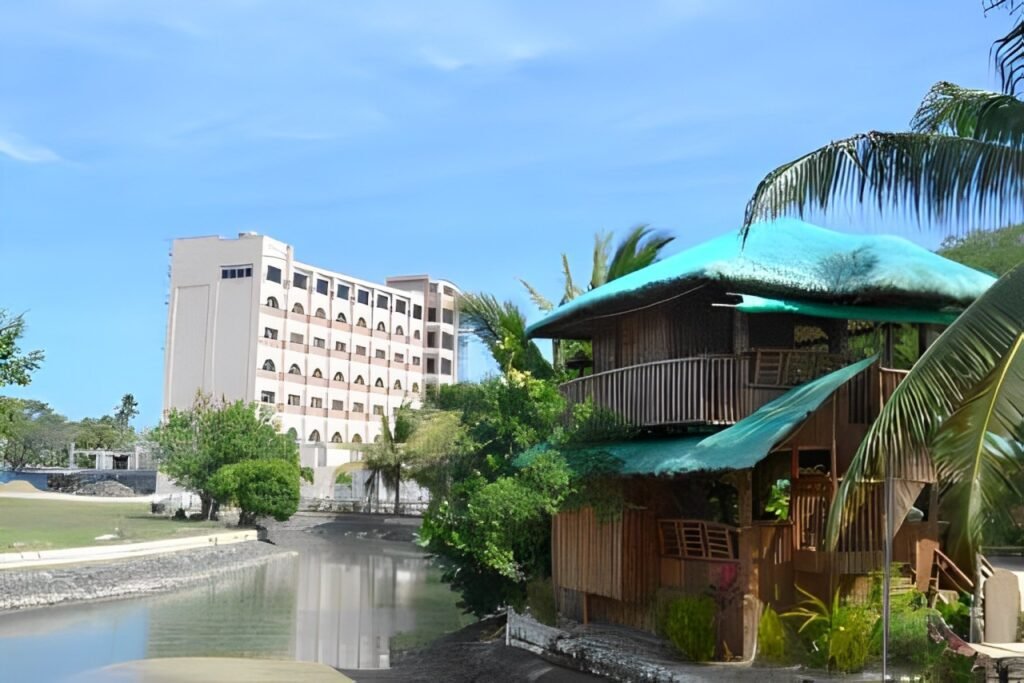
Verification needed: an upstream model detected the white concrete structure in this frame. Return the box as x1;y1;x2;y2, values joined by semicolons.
163;233;460;473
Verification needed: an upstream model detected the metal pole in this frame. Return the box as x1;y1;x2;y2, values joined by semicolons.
882;467;894;681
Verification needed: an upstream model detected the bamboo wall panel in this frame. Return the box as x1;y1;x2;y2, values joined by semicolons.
753;523;794;608
552;507;623;600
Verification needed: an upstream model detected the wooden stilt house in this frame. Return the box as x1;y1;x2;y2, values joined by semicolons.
522;219;996;660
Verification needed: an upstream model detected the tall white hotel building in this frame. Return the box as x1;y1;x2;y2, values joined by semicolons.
162;232;460;473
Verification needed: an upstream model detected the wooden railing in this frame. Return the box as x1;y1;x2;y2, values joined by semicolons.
658;519;739;561
792;478;832;551
560;349;848;427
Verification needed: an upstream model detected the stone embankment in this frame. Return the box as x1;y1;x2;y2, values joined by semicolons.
0;540;293;611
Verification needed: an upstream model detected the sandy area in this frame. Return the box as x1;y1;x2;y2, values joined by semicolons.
0;481;155;503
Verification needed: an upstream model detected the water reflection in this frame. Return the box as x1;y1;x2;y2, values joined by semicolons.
0;537;468;682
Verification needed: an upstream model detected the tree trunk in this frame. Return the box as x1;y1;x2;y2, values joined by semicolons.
394;467;401;515
200;493;213;520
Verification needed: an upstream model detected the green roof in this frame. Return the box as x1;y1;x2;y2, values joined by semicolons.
516;356;876;476
732;294;961;325
527;219;995;338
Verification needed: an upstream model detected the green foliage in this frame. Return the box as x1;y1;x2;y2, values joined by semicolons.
208;458;300;525
334;469;353;486
0;399;73;469
458;294;552;377
784;586;878;673
300;466;314;484
525;577;557;626
151;394;299;518
940;223;1024;276
937;594;972;640
757;605;788;664
765;479;790;521
0;310;44;389
663;595;716;662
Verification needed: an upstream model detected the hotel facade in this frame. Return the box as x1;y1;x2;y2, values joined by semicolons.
162;232;460;462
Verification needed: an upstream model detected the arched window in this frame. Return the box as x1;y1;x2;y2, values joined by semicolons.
331;432;343;443
315;308;326;319
376;321;386;332
287;427;298;440
374;378;385;388
336;312;347;323
288;364;302;375
292;303;304;314
412;382;420;392
309;430;321;442
393;380;402;390
351;434;363;444
395;325;404;336
266;296;279;309
333;372;344;382
354;375;365;385
312;368;323;378
413;330;421;340
356;317;367;328
262;359;276;371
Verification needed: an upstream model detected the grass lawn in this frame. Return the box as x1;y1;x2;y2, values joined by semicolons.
0;498;224;551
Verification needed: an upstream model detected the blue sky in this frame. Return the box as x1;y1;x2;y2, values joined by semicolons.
0;0;1009;427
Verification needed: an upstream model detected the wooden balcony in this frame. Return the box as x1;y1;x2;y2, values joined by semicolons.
559;349;858;427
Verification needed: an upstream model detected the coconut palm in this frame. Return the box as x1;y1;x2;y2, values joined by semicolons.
365;406;417;514
826;263;1024;574
519;225;674;368
742;3;1024;238
458;293;554;378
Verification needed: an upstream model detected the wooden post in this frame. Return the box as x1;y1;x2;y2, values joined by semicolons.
736;470;759;661
582;592;589;625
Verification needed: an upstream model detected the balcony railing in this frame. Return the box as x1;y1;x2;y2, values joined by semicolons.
559;350;850;427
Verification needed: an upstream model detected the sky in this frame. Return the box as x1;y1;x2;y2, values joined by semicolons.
0;0;1011;428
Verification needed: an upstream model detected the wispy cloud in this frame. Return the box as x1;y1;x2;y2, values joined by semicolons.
0;133;61;163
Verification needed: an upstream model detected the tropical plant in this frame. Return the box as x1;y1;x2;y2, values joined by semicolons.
757;605;789;664
663;595;717;662
743;3;1024;236
458;293;553;377
765;478;791;521
784;586;878;673
826;263;1024;574
364;405;418;514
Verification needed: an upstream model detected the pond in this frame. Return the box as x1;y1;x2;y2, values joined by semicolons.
0;529;472;682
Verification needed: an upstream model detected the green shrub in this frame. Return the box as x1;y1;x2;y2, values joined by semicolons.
525;577;557;626
784;586;878;673
757;605;788;664
936;595;971;640
664;595;716;662
334;468;353;486
209;459;300;525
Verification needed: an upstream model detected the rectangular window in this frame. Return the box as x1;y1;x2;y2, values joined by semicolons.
310;397;323;408
337;283;350;299
395;300;407;314
357;289;370;305
412;356;421;366
426;358;436;374
264;327;278;340
335;341;346;352
332;399;344;411
290;332;304;344
287;394;300;406
428;307;438;322
394;352;405;363
413;304;422;320
427;332;437;348
442;332;454;350
292;272;308;290
260;391;275;403
376;294;389;309
353;402;365;413
267;265;282;283
442;308;454;324
313;337;325;349
429;283;438;293
221;265;252;279
441;358;452;375
355;345;367;356
374;349;385;359
373;405;384;416
316;278;329;295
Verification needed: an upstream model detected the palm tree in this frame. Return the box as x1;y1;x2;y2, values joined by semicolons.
365;406;417;514
519;225;675;368
459;293;554;378
742;4;1024;238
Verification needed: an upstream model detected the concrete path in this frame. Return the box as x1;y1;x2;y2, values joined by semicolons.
0;489;157;503
72;657;351;682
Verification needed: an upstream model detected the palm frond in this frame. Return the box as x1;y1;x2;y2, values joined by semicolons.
931;333;1024;570
742;131;1024;235
459;292;553;378
606;225;675;282
826;263;1024;552
561;254;582;305
590;231;613;290
989;1;1024;95
912;81;1024;145
519;279;555;312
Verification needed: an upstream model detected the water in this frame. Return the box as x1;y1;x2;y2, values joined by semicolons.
0;535;471;682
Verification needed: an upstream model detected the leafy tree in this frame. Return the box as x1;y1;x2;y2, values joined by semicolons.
151;394;298;519
520;226;674;368
742;4;1024;236
0;310;44;389
74;415;126;450
939;223;1024;275
114;393;139;440
0;399;73;470
208;459;300;525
